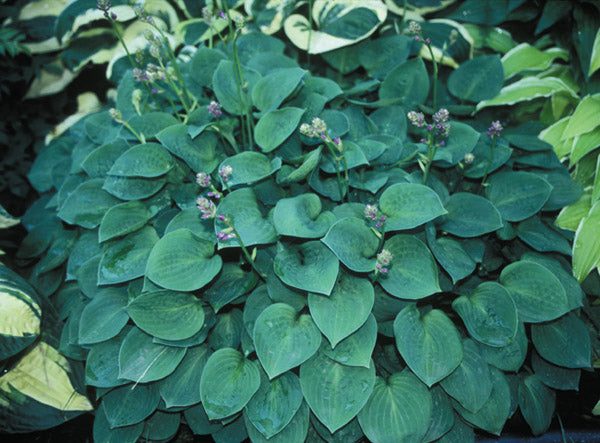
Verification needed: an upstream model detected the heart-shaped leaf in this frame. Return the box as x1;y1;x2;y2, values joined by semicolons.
394;305;463;386
254;303;322;379
218;152;282;187
500;261;569;323
321;217;378;272
274;241;339;296
308;273;374;348
322;314;378;368
379;183;447;231
273;193;336;238
531;313;591;368
200;348;260;420
379;235;440;300
300;351;375;433
452;282;518;347
358;369;432;443
441;193;503;237
146;229;222;291
127;290;204;341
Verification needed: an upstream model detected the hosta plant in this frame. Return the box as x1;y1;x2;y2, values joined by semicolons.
17;1;593;441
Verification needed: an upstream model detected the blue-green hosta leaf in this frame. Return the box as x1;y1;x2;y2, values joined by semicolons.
158;345;211;408
273;193;335;238
308;273;374;348
213;60;261;115
452;282;518;347
515;216;572;255
266;268;306;312
500;261;569;323
522;252;583;311
393;305;463;386
58;179;121;228
146;229;222;291
108;143;174;178
276;147;322;184
205;263;258;313
300;351;375;433
434;122;481;167
252;68;307;112
441;193;503;237
243;285;272;337
428;233;476;284
321;217;378;273
437;414;475;443
320;141;368;174
448;55;504;102
531;351;581;391
208;309;244;350
440;339;492;413
164;208;215;242
422;386;455;442
274;241;339;295
255;107;305;153
283;1;387;54
245;369;303;439
218;152;281;187
359;34;412;78
101;382;160;428
358;369;432;443
183;404;223;435
379;183;447;231
322;314;377;368
453;367;511;436
518;375;556;436
78;288;129;345
379;235;440;300
118;327;186;383
531;313;591;369
81;139;130;178
379;57;429;107
200;348;260;420
215;188;277;249
156;124;219;173
103;175;166;201
254;303;322;379
479;322;528;372
244;402;309;443
127;290;204;341
486;171;552;222
99;201;151;243
93;405;144;443
464;136;512;179
98;226;159;285
126;112;179;140
142;411;180;441
85;329;131;388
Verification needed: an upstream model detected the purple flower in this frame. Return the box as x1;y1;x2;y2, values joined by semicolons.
218;10;227;19
218;165;233;182
207;101;222;118
97;0;111;12
408;21;421;35
433;108;449;123
196;197;216;219
311;117;327;134
487;121;503;138
364;204;378;221
375;249;393;275
196;172;211;187
407;111;425;128
133;68;149;83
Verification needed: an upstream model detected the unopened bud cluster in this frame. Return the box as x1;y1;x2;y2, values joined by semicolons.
207;101;222;118
407;21;430;44
97;0;117;19
375;249;393;275
364;205;386;228
196;167;237;242
487;120;503;138
300;117;343;152
408;108;451;147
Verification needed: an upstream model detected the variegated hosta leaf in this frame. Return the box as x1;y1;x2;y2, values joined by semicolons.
283;0;387;54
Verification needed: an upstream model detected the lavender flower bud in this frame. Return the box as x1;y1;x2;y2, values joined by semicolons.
218;10;226;19
408;21;421;35
375;249;393;275
364;204;378;221
196;197;216;219
219;165;233;182
487;121;503;138
109;108;122;123
433;108;449;123
196;172;211;187
311;117;327;134
207;101;222;118
407;111;425;128
299;123;315;137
